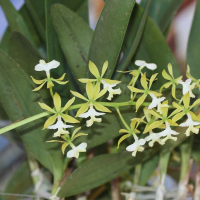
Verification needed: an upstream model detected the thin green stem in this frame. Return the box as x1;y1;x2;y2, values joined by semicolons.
159;84;165;94
116;108;130;131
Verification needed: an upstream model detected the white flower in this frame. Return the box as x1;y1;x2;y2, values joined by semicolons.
179;114;200;136
145;130;164;147
158;122;179;143
121;192;136;200
47;115;73;137
67;142;87;158
135;60;157;70
35;59;60;75
148;93;166;114
101;80;121;100
178;78;196;98
126;137;146;157
79;104;105;127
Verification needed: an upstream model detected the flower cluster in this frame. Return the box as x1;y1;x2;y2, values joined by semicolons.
29;59;200;158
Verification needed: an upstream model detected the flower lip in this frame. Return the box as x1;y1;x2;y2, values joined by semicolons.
35;59;60;75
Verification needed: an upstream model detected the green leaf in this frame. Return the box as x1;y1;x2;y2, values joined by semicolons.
24;0;46;42
51;4;93;90
87;0;136;79
0;50;63;177
58;149;157;197
141;0;184;33
134;6;180;87
115;1;151;79
3;161;33;199
0;0;34;46
187;0;200;78
139;153;159;185
0;28;11;53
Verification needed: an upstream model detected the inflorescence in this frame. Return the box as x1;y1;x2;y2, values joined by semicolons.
1;59;200;158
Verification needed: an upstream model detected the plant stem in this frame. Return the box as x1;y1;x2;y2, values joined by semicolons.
155;151;170;200
116;108;130;131
133;164;142;185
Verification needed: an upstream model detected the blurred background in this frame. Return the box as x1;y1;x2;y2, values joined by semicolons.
0;0;197;198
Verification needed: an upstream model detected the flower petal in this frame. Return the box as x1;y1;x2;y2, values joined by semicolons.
46;60;60;70
101;60;108;77
145;63;157;70
53;93;61;112
70;90;88;101
32;81;47;91
67;149;75;158
43;115;57;129
86;81;94;100
61;97;75;112
76;103;90;117
38;102;55;113
126;142;137;151
77;142;87;151
89;61;100;78
30;76;46;84
135;60;146;67
62;114;79;123
94;102;111;113
62;143;69;154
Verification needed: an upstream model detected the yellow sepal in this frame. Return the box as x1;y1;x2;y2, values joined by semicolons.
117;133;131;149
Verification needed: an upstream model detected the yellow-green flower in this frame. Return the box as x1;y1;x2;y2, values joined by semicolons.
117;117;144;149
172;93;200;123
79;61;121;100
186;65;200;90
47;127;88;157
71;81;111;126
128;73;161;111
145;101;177;133
179;113;200;136
118;60;157;85
161;63;182;100
31;60;68;91
38;93;79;130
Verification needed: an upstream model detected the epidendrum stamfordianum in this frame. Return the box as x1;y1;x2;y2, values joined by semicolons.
1;59;200;159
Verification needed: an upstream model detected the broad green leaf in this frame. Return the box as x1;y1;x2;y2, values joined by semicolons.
3;161;33;200
0;28;11;53
87;0;136;79
134;6;180;87
58;149;158;197
139;153;159;185
51;4;93;90
115;1;151;80
141;0;184;33
187;0;200;78
0;50;63;177
0;0;34;46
